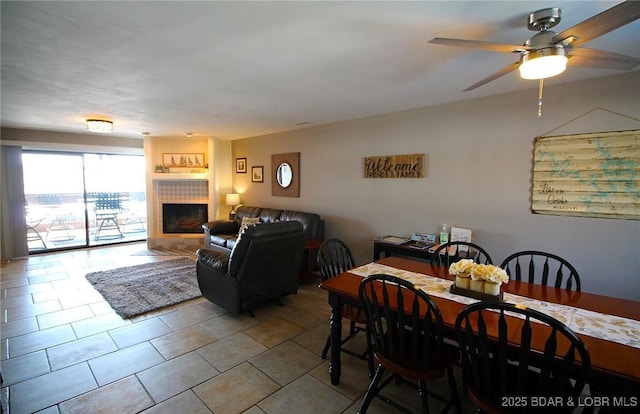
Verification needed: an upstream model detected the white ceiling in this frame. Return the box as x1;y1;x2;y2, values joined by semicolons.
1;1;639;140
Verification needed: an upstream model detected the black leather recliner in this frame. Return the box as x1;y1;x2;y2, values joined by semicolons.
196;221;307;315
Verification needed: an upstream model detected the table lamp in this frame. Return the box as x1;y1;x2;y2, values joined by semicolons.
226;193;240;220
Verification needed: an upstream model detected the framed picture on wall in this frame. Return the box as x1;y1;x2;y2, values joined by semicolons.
162;153;204;168
236;157;247;173
252;166;264;183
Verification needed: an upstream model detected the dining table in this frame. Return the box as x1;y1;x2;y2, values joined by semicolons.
319;256;640;402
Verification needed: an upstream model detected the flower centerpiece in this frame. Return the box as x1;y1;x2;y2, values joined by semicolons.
470;264;510;295
449;261;510;297
448;259;475;289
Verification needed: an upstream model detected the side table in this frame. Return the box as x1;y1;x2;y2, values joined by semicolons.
301;238;324;281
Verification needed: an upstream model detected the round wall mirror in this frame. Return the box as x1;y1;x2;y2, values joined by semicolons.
276;162;293;188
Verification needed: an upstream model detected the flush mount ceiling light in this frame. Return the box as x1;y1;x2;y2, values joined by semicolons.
86;119;113;133
518;46;567;80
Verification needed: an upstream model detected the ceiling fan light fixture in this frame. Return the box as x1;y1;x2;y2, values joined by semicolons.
519;46;567;80
86;119;113;133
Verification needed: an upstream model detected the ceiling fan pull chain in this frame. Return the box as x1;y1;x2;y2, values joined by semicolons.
537;78;544;118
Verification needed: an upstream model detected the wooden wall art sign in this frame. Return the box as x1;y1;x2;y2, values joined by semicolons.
363;153;425;178
272;152;300;197
532;129;639;220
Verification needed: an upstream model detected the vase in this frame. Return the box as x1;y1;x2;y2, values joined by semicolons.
455;275;470;289
469;279;484;292
483;282;501;296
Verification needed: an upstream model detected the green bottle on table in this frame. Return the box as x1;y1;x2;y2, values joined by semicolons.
440;224;449;244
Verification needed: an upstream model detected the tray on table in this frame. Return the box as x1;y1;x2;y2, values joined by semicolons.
450;284;503;303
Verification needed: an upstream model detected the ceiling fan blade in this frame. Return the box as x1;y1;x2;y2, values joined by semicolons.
463;61;521;91
552;1;640;46
568;47;640;70
428;37;529;53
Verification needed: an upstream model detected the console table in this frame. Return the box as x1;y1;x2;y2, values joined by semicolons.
373;239;435;262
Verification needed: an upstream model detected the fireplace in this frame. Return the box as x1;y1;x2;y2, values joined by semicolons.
162;203;208;234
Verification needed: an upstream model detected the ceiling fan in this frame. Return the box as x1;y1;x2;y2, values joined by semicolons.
428;1;640;116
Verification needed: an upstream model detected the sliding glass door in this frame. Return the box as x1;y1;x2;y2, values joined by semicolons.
23;153;87;251
22;151;146;253
84;154;147;245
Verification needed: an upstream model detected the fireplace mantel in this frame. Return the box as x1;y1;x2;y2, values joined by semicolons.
152;172;208;181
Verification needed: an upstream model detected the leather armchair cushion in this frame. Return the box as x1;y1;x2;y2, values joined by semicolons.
258;208;283;223
204;220;238;234
228;221;304;276
196;248;229;273
210;233;237;248
280;210;323;239
246;219;302;237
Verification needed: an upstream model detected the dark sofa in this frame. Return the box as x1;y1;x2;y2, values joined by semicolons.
202;205;324;253
196;221;307;314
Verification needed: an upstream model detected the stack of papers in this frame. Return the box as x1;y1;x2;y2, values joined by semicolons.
377;235;410;245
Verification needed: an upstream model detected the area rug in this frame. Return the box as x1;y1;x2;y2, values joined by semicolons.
85;257;201;319
131;247;199;257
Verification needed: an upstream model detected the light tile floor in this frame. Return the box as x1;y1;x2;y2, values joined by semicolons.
0;242;476;414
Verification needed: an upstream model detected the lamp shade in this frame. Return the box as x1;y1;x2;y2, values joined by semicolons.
519;47;567;80
86;119;113;133
225;193;240;206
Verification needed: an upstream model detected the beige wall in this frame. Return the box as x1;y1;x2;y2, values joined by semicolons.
232;72;640;301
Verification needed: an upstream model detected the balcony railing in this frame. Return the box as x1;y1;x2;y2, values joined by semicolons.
26;191;147;252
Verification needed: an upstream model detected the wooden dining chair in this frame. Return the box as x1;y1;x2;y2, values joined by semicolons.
431;241;493;267
499;250;581;291
317;239;369;362
358;274;461;414
455;302;590;414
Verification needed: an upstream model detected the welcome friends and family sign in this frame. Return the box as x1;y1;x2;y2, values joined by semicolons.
363;153;425;178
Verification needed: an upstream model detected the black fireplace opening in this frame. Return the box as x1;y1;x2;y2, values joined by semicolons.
162;203;208;234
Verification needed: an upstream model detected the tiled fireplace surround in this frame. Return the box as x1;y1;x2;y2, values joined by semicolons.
147;180;210;250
